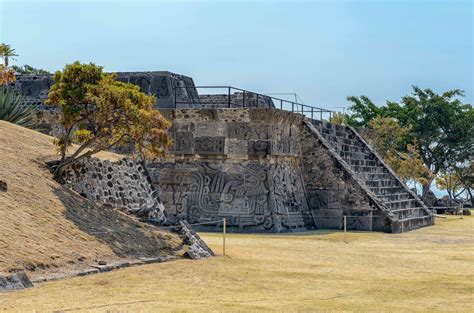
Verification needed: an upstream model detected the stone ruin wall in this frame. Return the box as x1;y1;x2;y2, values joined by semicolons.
32;107;389;233
62;157;166;224
12;71;200;111
147;109;313;232
144;108;390;232
11;71;393;232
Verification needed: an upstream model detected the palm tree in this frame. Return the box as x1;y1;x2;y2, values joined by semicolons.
0;87;37;127
0;43;18;67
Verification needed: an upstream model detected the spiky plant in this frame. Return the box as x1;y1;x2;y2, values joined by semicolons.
0;87;37;127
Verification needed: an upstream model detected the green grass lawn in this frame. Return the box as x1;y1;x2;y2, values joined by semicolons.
1;215;473;312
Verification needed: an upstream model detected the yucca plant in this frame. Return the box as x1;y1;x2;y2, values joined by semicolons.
0;87;37;127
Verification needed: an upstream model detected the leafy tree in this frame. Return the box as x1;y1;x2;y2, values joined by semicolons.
0;43;17;67
401;87;473;197
436;163;473;202
345;95;381;127
0;87;37;126
12;64;50;75
0;43;17;85
47;62;172;180
368;116;432;191
329;112;350;125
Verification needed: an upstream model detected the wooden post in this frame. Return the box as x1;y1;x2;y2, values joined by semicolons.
369;211;373;231
223;218;226;256
344;216;347;233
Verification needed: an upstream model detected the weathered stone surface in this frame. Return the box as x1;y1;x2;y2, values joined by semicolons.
63;157;166;224
0;272;33;291
180;221;215;259
12;71;199;110
198;92;275;108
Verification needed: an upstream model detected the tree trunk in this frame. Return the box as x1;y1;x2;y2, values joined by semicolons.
421;177;435;203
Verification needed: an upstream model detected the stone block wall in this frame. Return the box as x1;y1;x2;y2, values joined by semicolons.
147;109;313;232
198;92;274;108
63;157;166;223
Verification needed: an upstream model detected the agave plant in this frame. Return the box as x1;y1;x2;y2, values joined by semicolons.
0;87;37;127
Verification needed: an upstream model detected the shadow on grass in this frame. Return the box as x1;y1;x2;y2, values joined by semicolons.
53;186;180;258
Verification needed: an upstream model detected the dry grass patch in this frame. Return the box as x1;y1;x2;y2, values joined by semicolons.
1;215;472;312
0;121;181;276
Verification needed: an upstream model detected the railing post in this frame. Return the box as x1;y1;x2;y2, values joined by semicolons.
243;91;245;108
280;99;283;110
292;102;294;112
228;87;231;108
311;107;314;120
330;111;332;123
256;94;259;108
320;110;322;121
223;218;226;256
174;87;177;109
301;105;303;115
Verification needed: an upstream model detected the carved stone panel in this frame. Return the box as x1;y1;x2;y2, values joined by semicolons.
194;137;225;155
171;132;194;154
248;140;270;156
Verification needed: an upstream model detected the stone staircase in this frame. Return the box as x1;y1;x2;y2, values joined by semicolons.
307;119;434;233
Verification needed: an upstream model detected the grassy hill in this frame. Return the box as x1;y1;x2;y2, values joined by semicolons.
0;121;182;277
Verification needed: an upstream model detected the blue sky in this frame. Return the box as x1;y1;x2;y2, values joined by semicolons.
1;0;472;197
1;0;472;111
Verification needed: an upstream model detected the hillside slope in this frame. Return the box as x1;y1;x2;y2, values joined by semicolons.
0;121;182;276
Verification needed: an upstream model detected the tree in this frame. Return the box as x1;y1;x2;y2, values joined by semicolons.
0;43;17;85
368;116;432;192
436;163;474;202
46;62;172;180
0;43;18;67
346;95;382;127
329;112;350;125
12;64;50;75
401;87;473;198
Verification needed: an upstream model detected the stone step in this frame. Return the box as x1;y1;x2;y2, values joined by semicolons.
370;186;407;195
384;199;418;210
365;173;395;180
376;193;411;202
352;166;389;174
397;215;434;232
340;143;370;154
391;207;427;219
346;158;379;167
365;179;400;187
339;151;376;161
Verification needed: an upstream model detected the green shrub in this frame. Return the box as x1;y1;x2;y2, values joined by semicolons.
0;87;37;127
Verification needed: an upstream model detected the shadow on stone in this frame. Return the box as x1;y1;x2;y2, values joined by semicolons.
52;186;181;259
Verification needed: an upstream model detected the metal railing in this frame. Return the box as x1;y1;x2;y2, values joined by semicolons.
173;86;334;121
